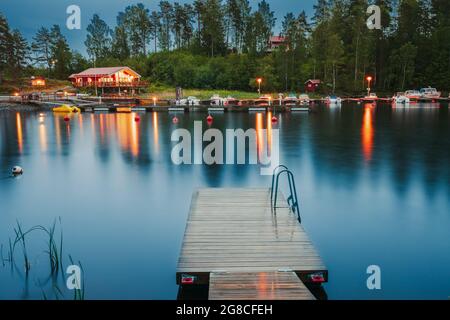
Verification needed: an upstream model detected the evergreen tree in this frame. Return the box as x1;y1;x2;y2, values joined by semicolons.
50;25;72;79
200;0;226;56
111;25;130;61
85;14;112;62
159;1;174;51
254;0;276;53
9;29;29;78
0;13;11;83
150;11;161;52
120;4;152;56
31;27;52;73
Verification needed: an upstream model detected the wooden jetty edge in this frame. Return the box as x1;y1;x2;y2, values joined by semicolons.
176;188;327;300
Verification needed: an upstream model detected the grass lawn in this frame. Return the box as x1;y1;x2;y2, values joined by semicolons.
0;78;72;94
141;84;324;100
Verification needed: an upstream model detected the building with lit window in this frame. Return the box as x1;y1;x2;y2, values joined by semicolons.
69;67;147;94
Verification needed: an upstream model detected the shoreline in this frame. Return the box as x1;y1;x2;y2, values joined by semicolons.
0;103;42;111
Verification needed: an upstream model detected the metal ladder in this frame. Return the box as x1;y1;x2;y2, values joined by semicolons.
270;165;301;223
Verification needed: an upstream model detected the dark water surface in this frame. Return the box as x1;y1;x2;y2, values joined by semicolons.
0;103;449;300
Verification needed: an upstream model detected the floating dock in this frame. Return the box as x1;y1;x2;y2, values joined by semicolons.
177;188;327;300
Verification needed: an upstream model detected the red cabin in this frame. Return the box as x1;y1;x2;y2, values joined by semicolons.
305;79;321;92
69;67;147;94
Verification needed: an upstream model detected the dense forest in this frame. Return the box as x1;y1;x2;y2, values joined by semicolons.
1;0;450;94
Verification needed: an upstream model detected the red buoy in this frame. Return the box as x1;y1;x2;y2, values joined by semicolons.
172;116;179;124
135;115;140;122
271;116;278;123
63;115;70;122
207;115;213;123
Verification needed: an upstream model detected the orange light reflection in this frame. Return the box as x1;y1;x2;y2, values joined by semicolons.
362;104;374;162
16;113;23;153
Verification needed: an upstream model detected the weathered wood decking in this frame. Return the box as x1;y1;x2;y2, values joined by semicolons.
176;188;327;300
209;272;316;300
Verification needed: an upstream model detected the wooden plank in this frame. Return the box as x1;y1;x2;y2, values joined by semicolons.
208;272;316;300
176;188;327;288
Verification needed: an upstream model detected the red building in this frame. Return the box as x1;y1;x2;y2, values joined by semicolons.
31;76;46;87
69;67;147;93
267;36;286;52
305;79;321;92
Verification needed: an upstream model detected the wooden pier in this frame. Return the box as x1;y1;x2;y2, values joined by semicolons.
177;188;327;300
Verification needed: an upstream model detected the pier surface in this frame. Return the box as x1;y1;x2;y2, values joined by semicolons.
177;188;327;300
208;271;316;300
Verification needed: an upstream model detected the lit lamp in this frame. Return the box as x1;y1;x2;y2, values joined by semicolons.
366;76;373;96
153;97;157;106
257;78;262;95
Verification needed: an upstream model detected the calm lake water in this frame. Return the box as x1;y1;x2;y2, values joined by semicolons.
0;103;449;300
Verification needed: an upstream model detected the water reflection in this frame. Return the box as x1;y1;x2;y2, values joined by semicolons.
0;105;449;300
362;104;374;162
153;112;159;156
39;122;47;152
16;113;23;154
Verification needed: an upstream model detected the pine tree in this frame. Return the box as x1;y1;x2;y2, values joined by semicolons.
200;0;226;56
31;27;52;74
85;14;112;62
159;1;174;51
111;25;130;61
120;4;152;56
149;11;161;52
0;13;11;84
254;0;276;53
50;25;72;79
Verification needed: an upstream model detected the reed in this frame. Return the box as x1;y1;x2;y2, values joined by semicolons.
2;219;85;300
68;255;85;300
13;222;30;273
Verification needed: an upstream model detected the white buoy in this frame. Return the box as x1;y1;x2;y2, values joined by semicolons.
12;166;23;176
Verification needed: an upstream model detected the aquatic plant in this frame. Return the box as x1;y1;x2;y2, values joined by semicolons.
69;255;85;300
2;219;85;300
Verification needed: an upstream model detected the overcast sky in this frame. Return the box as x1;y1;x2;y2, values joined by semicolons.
0;0;316;54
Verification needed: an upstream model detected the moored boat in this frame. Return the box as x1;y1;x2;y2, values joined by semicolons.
405;90;421;101
284;94;298;106
255;95;272;106
420;87;441;99
392;92;410;104
362;93;378;102
53;105;81;113
298;94;310;106
210;94;225;106
326;95;342;104
176;96;201;106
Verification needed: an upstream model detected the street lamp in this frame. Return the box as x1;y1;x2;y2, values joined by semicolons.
257;78;262;95
366;76;373;96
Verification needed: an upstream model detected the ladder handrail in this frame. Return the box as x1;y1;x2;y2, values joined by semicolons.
270;165;289;202
271;167;301;223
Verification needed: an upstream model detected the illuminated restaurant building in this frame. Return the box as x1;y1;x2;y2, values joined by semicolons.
69;66;147;95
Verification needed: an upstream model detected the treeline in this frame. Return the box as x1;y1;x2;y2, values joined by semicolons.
2;1;450;94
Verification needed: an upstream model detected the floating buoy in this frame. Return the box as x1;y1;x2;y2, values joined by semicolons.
206;115;213;123
172;116;179;124
12;166;23;176
271;116;278;123
135;115;141;122
63;115;70;122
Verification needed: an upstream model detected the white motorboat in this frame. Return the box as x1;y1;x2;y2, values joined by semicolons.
326;95;342;104
176;96;201;106
392;92;410;104
420;87;441;99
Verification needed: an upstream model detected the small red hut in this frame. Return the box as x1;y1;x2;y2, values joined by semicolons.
31;76;46;87
305;79;321;93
